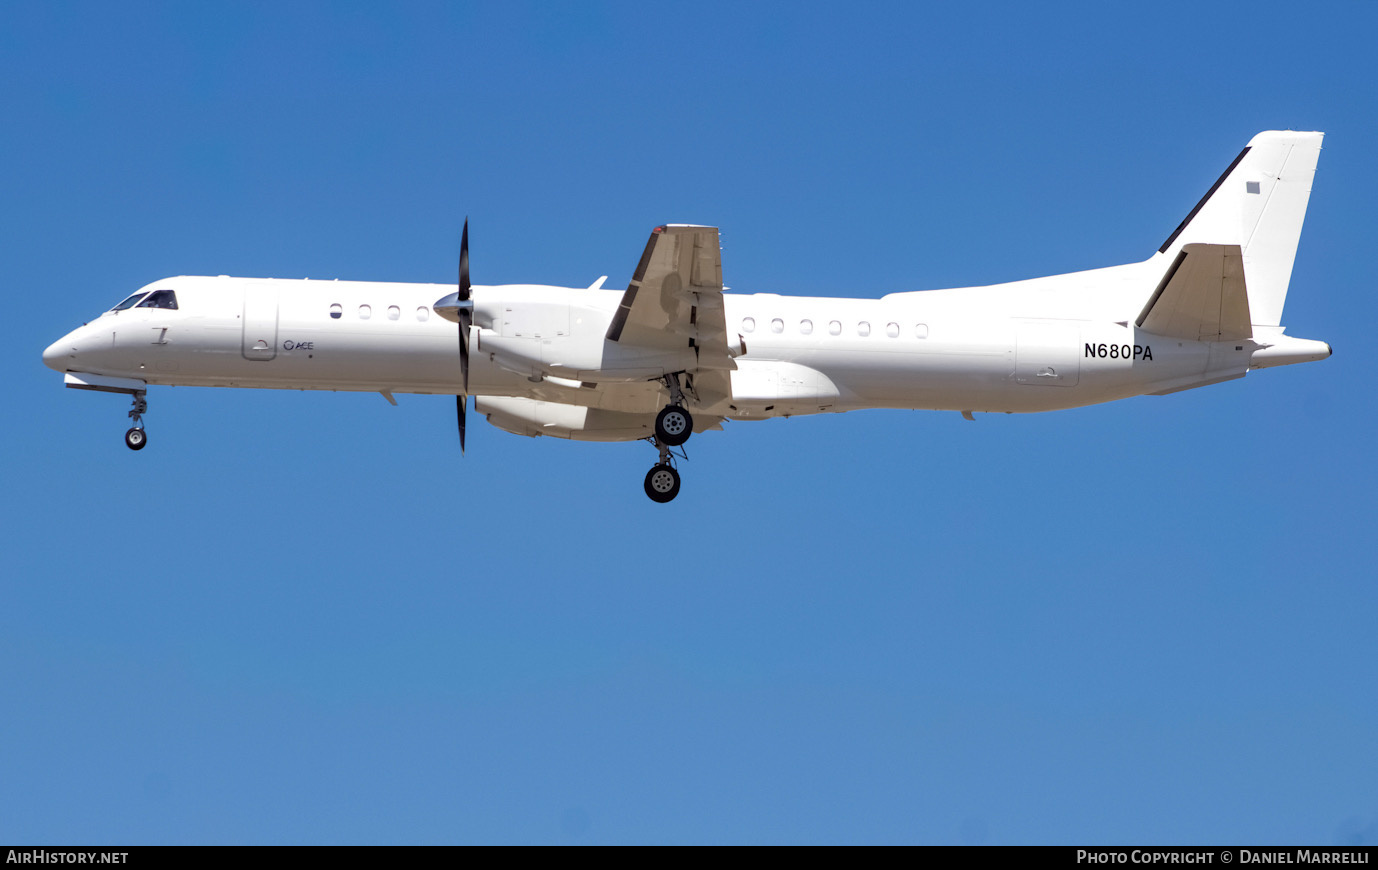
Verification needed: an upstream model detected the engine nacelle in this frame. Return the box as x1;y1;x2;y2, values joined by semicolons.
474;285;698;383
477;396;653;442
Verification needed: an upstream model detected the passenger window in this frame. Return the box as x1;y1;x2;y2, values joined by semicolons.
886;322;899;338
135;289;179;310
799;319;813;335
770;318;784;333
111;292;149;312
359;305;372;320
741;317;756;333
915;323;928;338
828;320;841;336
329;304;342;319
387;305;400;320
417;307;430;321
857;321;871;337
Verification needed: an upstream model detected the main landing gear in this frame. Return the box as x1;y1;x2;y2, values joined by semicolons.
655;405;691;446
654;372;693;447
644;454;681;503
644;373;692;503
124;391;148;451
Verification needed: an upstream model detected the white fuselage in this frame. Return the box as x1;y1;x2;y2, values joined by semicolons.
42;259;1330;441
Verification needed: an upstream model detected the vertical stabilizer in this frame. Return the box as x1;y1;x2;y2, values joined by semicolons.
1157;131;1322;327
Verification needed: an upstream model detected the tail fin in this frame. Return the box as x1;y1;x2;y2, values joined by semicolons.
1157;131;1322;327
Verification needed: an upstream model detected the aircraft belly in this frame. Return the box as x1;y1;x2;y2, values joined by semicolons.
790;336;1018;412
765;350;1107;415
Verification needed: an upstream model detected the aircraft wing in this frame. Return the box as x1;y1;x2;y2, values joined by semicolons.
606;225;740;409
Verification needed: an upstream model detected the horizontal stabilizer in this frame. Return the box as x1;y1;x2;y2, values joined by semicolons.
1137;243;1252;342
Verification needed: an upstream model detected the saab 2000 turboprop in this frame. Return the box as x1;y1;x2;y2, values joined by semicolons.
43;131;1332;502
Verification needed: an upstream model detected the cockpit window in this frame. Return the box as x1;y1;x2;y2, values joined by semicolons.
111;292;149;311
135;290;179;310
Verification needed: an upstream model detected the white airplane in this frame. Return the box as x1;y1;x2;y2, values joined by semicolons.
44;131;1332;502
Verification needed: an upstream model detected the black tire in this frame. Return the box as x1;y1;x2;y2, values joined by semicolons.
125;427;147;451
643;464;681;503
655;405;693;447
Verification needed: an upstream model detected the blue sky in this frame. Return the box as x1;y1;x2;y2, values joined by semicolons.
3;0;1376;845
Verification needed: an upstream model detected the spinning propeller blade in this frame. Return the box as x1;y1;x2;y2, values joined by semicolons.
433;219;475;454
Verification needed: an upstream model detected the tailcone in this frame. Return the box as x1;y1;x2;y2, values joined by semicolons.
1250;335;1332;369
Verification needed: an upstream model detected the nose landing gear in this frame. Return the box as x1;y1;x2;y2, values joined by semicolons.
124;391;148;451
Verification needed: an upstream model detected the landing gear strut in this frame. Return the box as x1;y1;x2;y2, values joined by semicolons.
644;374;692;502
124;391;148;451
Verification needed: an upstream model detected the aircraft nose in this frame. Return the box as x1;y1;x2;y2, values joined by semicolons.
43;332;78;372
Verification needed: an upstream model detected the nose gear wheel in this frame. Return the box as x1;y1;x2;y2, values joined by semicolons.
124;391;148;451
